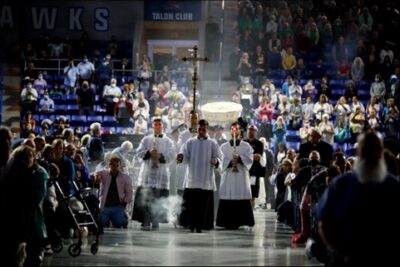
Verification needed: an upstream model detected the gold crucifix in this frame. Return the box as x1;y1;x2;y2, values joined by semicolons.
181;45;208;133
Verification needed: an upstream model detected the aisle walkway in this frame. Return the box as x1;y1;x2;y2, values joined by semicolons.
42;209;322;266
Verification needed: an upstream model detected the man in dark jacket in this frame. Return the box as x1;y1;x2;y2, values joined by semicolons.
244;125;264;209
299;129;333;167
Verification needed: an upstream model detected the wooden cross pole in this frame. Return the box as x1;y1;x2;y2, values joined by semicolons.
182;45;208;133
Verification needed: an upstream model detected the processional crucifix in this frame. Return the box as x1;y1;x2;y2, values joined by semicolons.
181;45;208;133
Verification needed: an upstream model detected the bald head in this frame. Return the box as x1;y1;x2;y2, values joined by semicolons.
357;131;383;167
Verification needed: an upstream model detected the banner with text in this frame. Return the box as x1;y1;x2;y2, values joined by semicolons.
144;0;201;21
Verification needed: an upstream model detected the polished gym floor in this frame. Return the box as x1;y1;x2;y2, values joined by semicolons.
42;208;322;266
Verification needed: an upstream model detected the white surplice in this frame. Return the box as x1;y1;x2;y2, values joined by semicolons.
219;141;254;200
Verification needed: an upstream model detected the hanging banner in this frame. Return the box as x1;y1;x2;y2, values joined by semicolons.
144;0;201;21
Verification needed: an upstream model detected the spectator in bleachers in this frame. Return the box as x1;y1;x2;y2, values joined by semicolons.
367;109;381;131
268;46;283;71
281;75;293;97
33;72;48;95
293;58;308;80
280;23;295;51
334;118;350;145
157;65;172;84
320;22;333;52
380;55;394;81
299;121;312;144
379;42;394;65
387;75;400;107
268;31;281;53
344;80;358;103
350;56;365;82
133;114;148;135
310;58;327;81
317;75;330;99
350;96;365;113
39;119;53;142
137;63;153;98
111;141;133;170
296;30;313;55
20;111;36;138
21;62;38;84
63;58;80;95
302;96;315;123
20;81;38;114
48;36;64;59
88;122;104;165
114;94;133;127
96;56;113;95
20;39;37;62
289;79;302;101
258;115;273;143
229;46;241;81
164;82;186;107
63;128;75;147
333;96;351;125
76;80;95;116
256;96;274;121
265;15;278;39
77;55;95;84
383;98;399;139
336;59;350;80
365;44;379;80
282;47;297;75
313;94;333;122
275;142;287;164
289;98;302;130
366;96;383;120
272;116;287;151
349;106;366;138
253;45;267;89
238;7;253;34
278;95;291;123
261;78;276;98
318;114;335;145
103;78;122;115
168;103;185;131
303;79;318;101
237;52;252;85
38;90;55;114
354;39;367;62
331;36;349;65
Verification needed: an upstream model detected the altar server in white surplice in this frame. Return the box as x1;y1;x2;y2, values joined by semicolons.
131;117;176;231
177;119;222;233
217;122;255;229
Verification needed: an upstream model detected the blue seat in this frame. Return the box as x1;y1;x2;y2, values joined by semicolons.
65;94;77;104
39;114;56;122
102;115;118;127
286;135;301;142
86;115;103;125
66;104;79;115
287;142;300;151
55;104;67;114
70;115;86;126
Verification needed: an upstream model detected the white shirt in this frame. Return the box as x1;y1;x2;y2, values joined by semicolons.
180;137;222;191
39;97;55;112
136;134;175;189
103;85;122;98
77;61;95;80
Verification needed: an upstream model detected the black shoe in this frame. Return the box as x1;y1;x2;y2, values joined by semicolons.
189;226;195;232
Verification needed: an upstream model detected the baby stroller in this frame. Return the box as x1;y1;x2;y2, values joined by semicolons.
51;180;100;257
